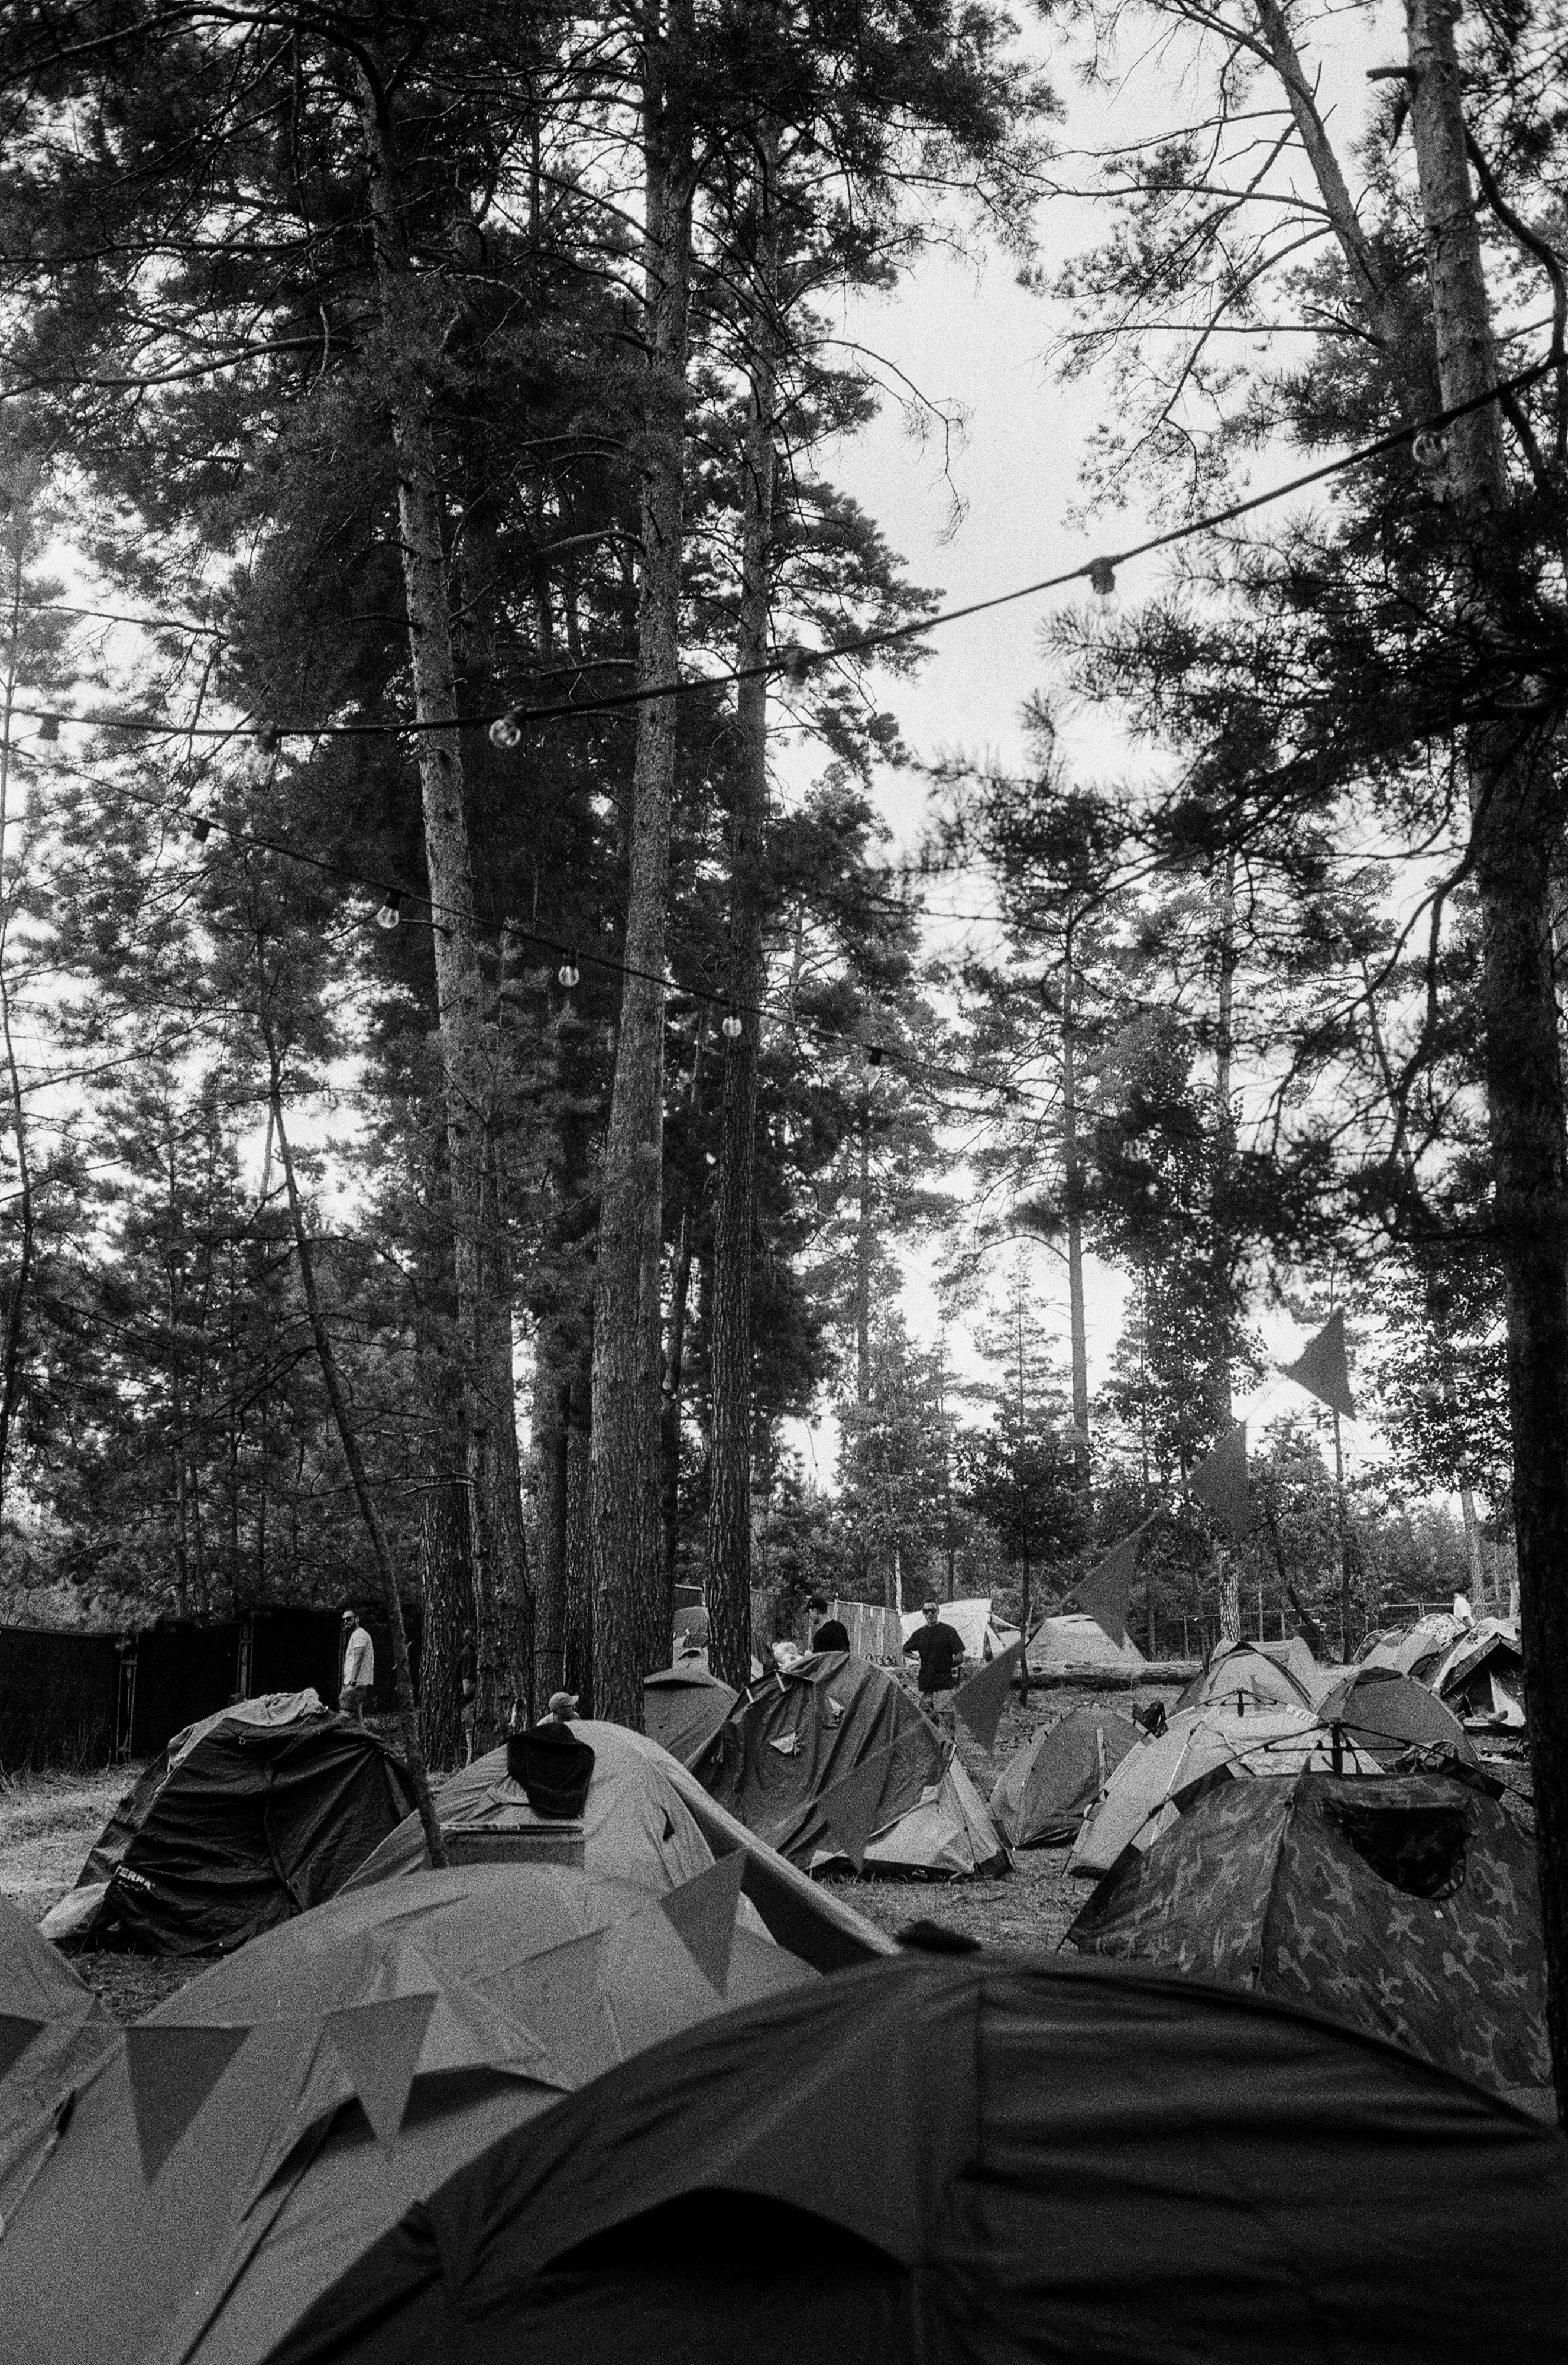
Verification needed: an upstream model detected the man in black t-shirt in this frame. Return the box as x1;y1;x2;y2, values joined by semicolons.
903;1601;965;1729
806;1593;851;1654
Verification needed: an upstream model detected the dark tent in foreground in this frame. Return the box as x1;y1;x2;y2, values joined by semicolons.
0;1859;816;2365
700;1654;1006;1875
265;1953;1567;2365
39;1691;415;1954
642;1665;736;1768
1068;1770;1550;2111
989;1706;1139;1848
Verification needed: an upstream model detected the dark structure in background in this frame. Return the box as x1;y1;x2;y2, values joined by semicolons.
0;1605;420;1770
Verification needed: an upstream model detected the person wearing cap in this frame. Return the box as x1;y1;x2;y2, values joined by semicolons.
543;1691;579;1725
339;1606;375;1720
903;1599;964;1729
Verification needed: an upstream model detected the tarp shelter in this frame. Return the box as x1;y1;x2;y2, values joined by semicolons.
1069;1770;1551;2112
989;1707;1139;1849
642;1666;736;1768
1068;1702;1379;1881
40;1691;415;1955
1431;1619;1527;1729
898;1596;1019;1664
0;1859;821;2365
1358;1610;1466;1683
1177;1636;1316;1713
1027;1611;1148;1674
350;1722;896;1974
1316;1664;1478;1764
701;1656;1007;1876
0;1893;116;2199
253;1954;1567;2365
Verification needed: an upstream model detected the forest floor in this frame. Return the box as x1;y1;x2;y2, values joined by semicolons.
1;1677;1185;2023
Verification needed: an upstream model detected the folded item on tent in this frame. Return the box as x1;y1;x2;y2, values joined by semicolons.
508;1726;596;1819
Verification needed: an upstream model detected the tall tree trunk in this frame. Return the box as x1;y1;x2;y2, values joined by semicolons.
533;1366;570;1705
588;1;696;1726
419;1480;472;1769
1213;850;1241;1644
1406;0;1568;2123
267;1068;446;1868
856;1078;873;1409
1061;922;1091;1502
563;1365;594;1708
355;62;530;1741
707;121;780;1694
662;1008;709;1606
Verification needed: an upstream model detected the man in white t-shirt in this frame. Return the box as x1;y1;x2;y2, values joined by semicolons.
339;1608;375;1720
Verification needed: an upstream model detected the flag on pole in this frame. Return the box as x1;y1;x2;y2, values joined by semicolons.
1072;1530;1143;1647
1190;1420;1252;1541
953;1640;1024;1754
1281;1310;1355;1419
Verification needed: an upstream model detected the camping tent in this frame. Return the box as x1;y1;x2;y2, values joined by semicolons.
250;1954;1567;2365
0;1859;822;2365
1068;1702;1379;1880
1177;1637;1317;1713
38;1691;415;1954
1026;1612;1148;1674
642;1666;736;1768
701;1656;1007;1876
1068;1770;1550;2111
0;1893;117;2204
989;1708;1140;1848
1358;1611;1466;1683
1431;1620;1527;1728
349;1722;896;1973
1316;1665;1478;1763
898;1596;1019;1664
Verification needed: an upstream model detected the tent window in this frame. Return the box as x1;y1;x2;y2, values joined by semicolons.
1327;1801;1469;1900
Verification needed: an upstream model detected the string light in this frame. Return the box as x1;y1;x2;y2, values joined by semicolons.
12;361;1546;757
37;712;59;743
557;954;580;987
375;891;402;930
721;1010;744;1039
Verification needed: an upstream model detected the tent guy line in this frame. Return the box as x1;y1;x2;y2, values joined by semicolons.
1;358;1552;750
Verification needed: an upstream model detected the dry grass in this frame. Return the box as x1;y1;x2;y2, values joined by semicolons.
0;1764;130;1925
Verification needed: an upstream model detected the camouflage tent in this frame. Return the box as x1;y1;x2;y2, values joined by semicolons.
1068;1770;1551;2112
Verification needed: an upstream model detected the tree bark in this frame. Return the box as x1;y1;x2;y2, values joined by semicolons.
1213;851;1241;1645
563;1365;594;1708
418;1479;472;1769
533;1367;571;1706
662;1009;709;1607
268;1073;446;1868
707;120;780;1695
588;0;696;1726
1061;924;1091;1501
355;61;531;1742
1405;0;1568;2123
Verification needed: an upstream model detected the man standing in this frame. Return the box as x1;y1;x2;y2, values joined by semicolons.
903;1599;964;1730
339;1606;375;1721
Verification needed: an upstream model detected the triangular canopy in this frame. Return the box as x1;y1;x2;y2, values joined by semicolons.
264;1955;1567;2365
38;1692;416;1955
1069;1770;1549;2110
990;1708;1141;1848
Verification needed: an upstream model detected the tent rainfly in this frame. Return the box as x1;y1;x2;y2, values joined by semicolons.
0;1893;117;2207
1177;1639;1318;1715
701;1656;1007;1877
1026;1613;1149;1674
1315;1666;1478;1764
254;1955;1566;2365
1068;1770;1550;2113
1068;1703;1379;1881
1430;1621;1527;1729
0;1859;825;2365
1357;1612;1467;1685
642;1666;737;1769
38;1691;416;1955
989;1708;1140;1849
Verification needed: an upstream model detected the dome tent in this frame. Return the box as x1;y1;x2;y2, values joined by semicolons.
0;1859;820;2365
349;1722;896;1974
1067;1702;1379;1880
1026;1611;1148;1674
1316;1664;1478;1763
700;1654;1007;1876
989;1706;1141;1848
1431;1619;1527;1728
257;1955;1566;2365
38;1690;416;1954
1176;1636;1317;1713
642;1664;736;1767
1068;1770;1550;2111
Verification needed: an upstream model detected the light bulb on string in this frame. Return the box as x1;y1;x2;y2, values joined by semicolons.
558;954;580;988
187;785;213;844
375;891;402;931
490;713;523;750
37;713;59;744
1087;557;1118;603
721;1010;743;1039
